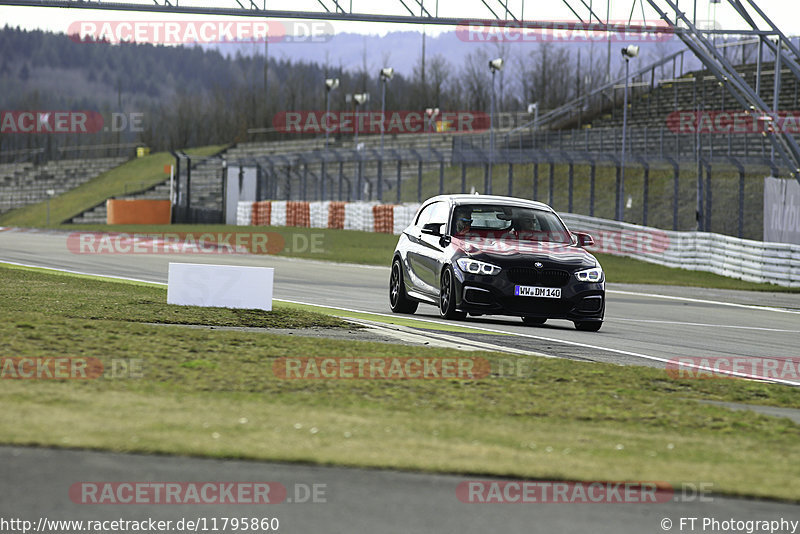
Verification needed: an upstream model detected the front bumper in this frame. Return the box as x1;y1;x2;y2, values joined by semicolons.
453;269;605;321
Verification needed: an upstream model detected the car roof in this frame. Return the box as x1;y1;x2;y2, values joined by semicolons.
424;194;554;212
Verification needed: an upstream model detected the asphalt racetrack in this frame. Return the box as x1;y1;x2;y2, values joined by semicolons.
1;228;800;533
2;446;800;534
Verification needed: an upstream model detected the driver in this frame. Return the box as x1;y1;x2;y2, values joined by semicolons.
453;207;473;235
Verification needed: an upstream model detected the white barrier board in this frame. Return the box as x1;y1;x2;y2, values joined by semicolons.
167;263;274;311
764;176;800;245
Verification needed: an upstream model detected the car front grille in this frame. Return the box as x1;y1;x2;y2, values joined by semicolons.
505;267;571;288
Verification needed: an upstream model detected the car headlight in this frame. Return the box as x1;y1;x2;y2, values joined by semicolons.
456;258;502;276
575;266;604;283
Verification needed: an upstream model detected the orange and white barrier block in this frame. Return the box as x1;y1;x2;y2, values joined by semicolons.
236;200;422;235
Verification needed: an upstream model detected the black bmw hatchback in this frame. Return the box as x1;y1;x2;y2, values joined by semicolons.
389;195;605;331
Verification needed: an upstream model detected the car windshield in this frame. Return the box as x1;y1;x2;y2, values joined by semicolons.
451;204;570;243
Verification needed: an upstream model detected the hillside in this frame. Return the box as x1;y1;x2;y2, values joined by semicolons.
0;25;693;158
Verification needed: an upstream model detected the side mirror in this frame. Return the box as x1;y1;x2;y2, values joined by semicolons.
421;222;443;236
574;232;595;248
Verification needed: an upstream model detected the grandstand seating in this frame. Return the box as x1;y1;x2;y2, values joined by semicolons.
0;157;127;215
523;61;800;163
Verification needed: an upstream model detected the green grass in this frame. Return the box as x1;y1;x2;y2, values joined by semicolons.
0;145;228;228
50;223;800;292
0;262;345;330
1;263;800;501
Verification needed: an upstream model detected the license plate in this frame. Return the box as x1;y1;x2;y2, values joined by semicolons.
515;286;561;299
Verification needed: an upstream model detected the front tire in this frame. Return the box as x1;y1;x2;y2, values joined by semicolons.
389;259;418;314
439;266;466;320
574;321;602;332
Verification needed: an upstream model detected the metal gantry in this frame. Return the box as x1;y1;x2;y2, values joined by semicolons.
0;0;681;30
0;0;489;24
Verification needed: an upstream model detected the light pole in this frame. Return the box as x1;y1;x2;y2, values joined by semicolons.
323;79;338;202
46;189;55;226
488;57;504;196
351;92;369;148
379;68;393;202
425;107;440;150
379;68;393;159
619;45;638;221
527;102;539;147
528;102;539;129
324;78;339;150
349;92;369;200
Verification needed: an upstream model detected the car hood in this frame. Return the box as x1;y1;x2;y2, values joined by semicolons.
453;235;598;269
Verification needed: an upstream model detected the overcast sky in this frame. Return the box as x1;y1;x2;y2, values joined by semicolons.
1;0;798;37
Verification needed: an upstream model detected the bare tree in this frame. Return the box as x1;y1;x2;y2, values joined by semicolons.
360;37;369;92
458;47;491;111
427;54;451;108
526;43;573;110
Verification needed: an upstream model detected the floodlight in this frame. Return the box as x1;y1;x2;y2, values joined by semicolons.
621;45;640;58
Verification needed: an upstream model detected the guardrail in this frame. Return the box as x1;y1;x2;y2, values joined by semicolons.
236;200;800;288
560;213;800;288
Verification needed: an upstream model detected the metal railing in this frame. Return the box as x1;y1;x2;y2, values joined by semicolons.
0;143;139;165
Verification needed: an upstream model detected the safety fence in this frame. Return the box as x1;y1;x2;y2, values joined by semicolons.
236;201;800;287
559;213;800;288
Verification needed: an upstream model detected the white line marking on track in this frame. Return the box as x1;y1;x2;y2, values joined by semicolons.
608;289;800;315
346;318;555;358
608;317;800;333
